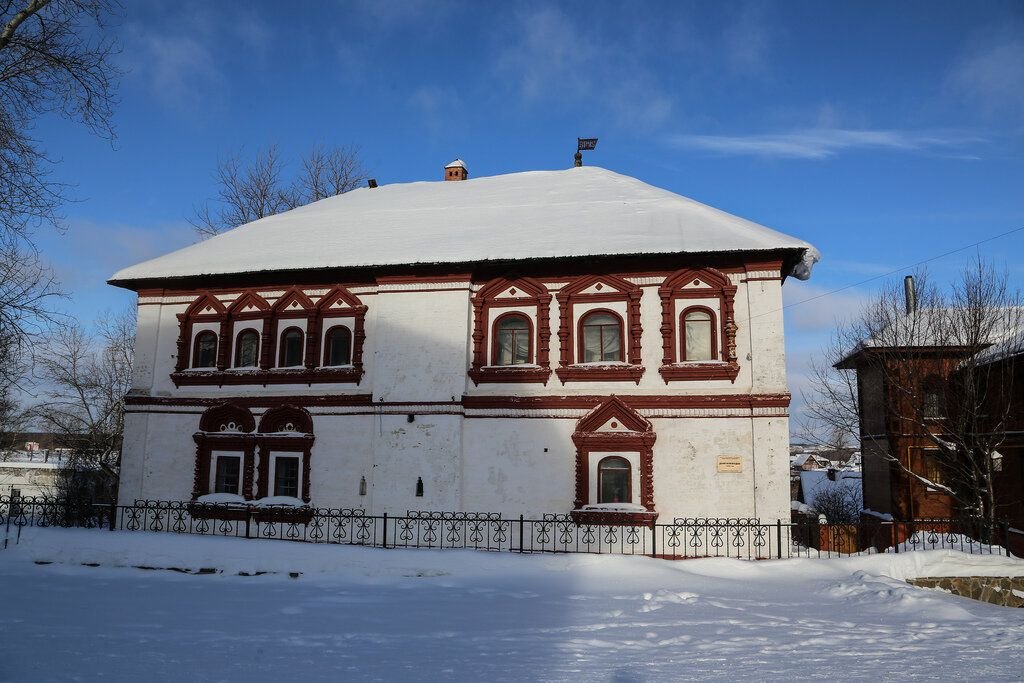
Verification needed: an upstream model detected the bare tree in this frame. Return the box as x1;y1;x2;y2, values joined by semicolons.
803;260;1024;525
0;0;120;388
809;483;862;524
0;0;120;245
191;144;367;237
30;307;133;502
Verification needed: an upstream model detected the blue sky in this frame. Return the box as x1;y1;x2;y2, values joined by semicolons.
32;1;1024;425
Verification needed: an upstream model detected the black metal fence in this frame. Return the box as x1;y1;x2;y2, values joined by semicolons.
0;496;1014;559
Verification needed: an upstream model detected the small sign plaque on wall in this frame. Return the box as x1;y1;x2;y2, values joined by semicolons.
717;456;743;473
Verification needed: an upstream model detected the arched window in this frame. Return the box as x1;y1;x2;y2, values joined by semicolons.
580;311;623;363
493;314;531;366
598;456;631;504
192;331;218;368
323;326;352;366
234;329;260;368
279;328;304;367
681;308;716;361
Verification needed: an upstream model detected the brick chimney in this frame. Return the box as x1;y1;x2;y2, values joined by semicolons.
444;159;468;181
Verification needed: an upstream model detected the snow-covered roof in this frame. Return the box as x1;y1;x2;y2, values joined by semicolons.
110;166;819;285
445;159;467;169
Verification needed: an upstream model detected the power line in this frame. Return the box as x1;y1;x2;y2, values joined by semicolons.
774;223;1024;317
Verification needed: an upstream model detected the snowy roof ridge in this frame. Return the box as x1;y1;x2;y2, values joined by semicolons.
110;166;819;285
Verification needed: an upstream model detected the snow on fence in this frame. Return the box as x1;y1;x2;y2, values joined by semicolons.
0;496;1014;559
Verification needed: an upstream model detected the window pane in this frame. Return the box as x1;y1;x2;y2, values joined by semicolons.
513;329;529;364
327;328;351;366
274;457;300;498
237;332;259;367
601;326;621;361
195;333;217;368
598;457;631;504
684;313;713;361
214;456;240;494
582;313;622;362
583;325;602;362
282;330;303;366
495;316;529;365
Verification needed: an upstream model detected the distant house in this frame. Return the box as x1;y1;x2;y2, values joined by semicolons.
791;453;831;471
108;162;819;522
838;307;1023;527
0;453;63;499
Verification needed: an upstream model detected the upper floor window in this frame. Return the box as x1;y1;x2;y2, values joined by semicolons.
323;326;352;366
580;311;623;363
681;308;716;361
279;328;304;367
235;330;260;368
493;314;532;366
598;456;631;504
922;377;944;419
193;331;218;368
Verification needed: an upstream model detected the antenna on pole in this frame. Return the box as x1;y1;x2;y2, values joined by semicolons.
575;137;598;167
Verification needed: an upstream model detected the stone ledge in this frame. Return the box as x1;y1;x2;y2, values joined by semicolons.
908;576;1024;608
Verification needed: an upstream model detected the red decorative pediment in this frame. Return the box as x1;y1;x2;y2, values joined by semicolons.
575;396;651;434
476;276;548;302
227;291;270;315
272;287;315;313
661;267;733;292
258;404;314;434
316;285;364;312
559;274;636;298
182;292;226;319
198;402;255;433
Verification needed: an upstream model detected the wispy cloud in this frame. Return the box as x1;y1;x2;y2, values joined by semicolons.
723;2;774;76
947;30;1024;117
783;282;868;333
492;7;674;128
123;24;224;111
668;128;985;160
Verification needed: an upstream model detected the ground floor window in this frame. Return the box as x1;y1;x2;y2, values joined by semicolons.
597;456;632;503
272;455;301;498
213;454;241;494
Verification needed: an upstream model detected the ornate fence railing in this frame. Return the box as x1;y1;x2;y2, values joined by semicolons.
0;496;1014;559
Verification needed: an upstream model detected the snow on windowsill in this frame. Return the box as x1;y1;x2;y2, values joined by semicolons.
196;493;247;506
253;496;307;508
671;360;729;367
566;361;638;368
576;503;649;513
225;366;260;373
481;364;541;369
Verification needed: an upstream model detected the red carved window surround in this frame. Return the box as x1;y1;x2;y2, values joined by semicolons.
172;286;367;387
571;396;656;512
555;274;644;384
468;277;552;385
192;404;314;503
658;268;739;383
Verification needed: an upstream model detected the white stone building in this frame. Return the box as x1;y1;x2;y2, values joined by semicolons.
110;163;818;523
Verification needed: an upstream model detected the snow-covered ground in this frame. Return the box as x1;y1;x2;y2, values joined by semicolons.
2;529;1022;682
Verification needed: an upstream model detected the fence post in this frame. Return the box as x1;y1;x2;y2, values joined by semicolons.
776;519;783;559
1000;520;1009;556
244;509;251;539
382;512;388;549
108;500;116;531
518;514;524;553
650;522;657;559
